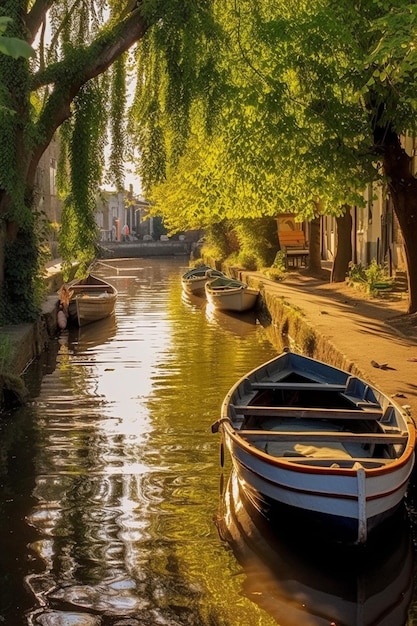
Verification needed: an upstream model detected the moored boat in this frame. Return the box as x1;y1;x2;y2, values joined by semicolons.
181;265;225;296
205;276;259;312
59;274;117;327
212;349;416;546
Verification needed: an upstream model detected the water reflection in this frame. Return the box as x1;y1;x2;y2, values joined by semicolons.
216;470;414;626
182;288;261;338
181;289;205;311
65;314;118;352
205;304;259;337
1;258;283;625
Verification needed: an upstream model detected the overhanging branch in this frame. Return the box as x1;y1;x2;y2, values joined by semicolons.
29;8;149;179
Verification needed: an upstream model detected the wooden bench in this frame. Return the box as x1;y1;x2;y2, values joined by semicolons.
278;230;309;267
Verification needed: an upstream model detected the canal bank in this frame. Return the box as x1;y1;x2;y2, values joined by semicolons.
2;257;417;422
239;266;417;420
0;260;69;409
0;239;193;409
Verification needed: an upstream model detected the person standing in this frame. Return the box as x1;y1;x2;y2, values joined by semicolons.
122;224;130;241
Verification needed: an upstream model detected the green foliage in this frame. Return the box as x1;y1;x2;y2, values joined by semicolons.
130;1;224;192
262;250;287;281
228;251;258;271
0;335;12;371
0;227;45;324
58;82;106;278
199;221;234;262
201;217;280;271
4;0;417;323
0;17;34;59
364;2;417;133
272;250;286;270
0;0;151;324
0;10;30;220
108;56;127;190
135;0;417;259
347;259;393;295
347;261;368;284
232;218;279;269
151;215;167;240
134;0;381;233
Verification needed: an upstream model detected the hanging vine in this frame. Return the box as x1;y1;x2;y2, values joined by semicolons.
0;0;149;324
59;80;107;278
108;55;127;191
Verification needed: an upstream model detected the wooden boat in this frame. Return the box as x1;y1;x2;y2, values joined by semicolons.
181;265;225;296
205;276;259;312
216;469;413;625
212;349;416;546
59;274;117;327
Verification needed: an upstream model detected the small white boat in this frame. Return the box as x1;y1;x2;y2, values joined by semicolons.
59;274;117;327
205;276;259;312
181;265;225;296
212;350;416;546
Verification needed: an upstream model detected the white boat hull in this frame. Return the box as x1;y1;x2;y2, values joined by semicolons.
214;350;416;545
181;266;225;296
74;291;117;327
182;275;211;296
226;434;413;541
205;284;259;312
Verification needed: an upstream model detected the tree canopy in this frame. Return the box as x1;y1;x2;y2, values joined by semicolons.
131;0;417;312
2;0;417;321
0;1;148;323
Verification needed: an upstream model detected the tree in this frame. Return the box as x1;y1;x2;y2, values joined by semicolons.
363;2;417;313
134;0;376;280
133;0;417;313
0;1;150;324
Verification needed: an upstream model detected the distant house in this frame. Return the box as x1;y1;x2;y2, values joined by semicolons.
95;186;152;241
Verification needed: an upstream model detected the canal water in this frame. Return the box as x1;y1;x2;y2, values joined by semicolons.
0;257;416;625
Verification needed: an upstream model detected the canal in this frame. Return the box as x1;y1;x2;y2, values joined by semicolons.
0;257;416;625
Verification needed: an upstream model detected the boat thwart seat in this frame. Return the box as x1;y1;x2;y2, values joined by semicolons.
230;404;383;420
238;430;408;445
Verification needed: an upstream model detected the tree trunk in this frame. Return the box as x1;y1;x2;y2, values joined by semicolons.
307;216;322;274
382;134;417;314
331;208;352;283
0;222;5;286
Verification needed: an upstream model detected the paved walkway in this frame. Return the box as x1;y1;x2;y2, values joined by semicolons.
243;268;417;422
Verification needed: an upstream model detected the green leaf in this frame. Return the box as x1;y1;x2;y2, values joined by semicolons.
0;17;13;35
0;36;35;59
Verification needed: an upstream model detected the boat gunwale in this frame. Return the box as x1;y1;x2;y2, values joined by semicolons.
232;450;414;503
221;417;416;477
218;351;416;478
